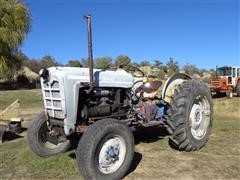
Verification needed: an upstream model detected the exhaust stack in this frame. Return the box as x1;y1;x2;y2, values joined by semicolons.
84;15;94;93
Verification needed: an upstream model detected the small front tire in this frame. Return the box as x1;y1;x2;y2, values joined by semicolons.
76;119;134;180
27;112;71;157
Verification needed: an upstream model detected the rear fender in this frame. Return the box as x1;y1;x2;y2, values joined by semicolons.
162;73;191;103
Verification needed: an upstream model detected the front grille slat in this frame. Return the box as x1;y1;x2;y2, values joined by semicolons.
45;106;62;110
211;80;220;86
42;80;64;119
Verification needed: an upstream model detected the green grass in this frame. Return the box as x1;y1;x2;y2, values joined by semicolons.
0;140;79;179
0;89;42;110
0;90;240;179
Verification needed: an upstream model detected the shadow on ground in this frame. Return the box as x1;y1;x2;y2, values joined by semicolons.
67;126;168;177
125;152;142;176
67;150;142;178
1;127;27;142
133;126;169;145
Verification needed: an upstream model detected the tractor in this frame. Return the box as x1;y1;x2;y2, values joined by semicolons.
210;66;240;97
27;15;213;180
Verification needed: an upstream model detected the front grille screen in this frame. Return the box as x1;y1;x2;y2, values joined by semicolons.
42;81;64;119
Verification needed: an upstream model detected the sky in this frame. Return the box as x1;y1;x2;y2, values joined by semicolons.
21;0;239;69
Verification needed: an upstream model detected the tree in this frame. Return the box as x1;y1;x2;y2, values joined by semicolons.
114;55;131;67
161;65;168;73
166;58;179;72
95;57;112;69
67;60;82;67
80;58;88;67
131;62;140;67
40;55;58;68
0;0;31;79
139;60;151;67
199;68;209;76
25;59;41;73
167;68;175;77
209;68;216;79
182;64;200;75
25;55;61;74
154;69;165;80
15;51;29;65
1;51;26;81
153;60;163;68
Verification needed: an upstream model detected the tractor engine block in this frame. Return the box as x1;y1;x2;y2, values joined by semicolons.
77;88;131;122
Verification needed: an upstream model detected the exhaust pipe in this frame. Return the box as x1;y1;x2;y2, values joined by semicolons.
84;14;94;93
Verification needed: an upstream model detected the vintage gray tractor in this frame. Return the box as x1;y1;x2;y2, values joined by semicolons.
27;15;213;180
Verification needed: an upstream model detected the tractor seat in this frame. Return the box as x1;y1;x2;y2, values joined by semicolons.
135;80;162;94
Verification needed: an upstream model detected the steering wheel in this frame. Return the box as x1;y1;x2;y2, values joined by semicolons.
119;64;145;101
119;64;145;78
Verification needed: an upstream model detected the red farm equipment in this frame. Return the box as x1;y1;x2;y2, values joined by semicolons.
210;66;240;97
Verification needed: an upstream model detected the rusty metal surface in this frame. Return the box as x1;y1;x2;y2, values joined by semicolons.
84;14;94;93
75;125;89;133
136;81;162;94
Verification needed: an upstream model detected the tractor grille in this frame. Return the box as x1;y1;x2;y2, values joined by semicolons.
211;80;219;87
42;81;65;119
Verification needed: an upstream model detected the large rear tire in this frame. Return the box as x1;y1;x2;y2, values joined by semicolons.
168;80;213;151
27;112;71;157
76;119;134;180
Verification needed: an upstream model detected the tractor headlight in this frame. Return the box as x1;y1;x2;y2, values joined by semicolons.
39;68;49;82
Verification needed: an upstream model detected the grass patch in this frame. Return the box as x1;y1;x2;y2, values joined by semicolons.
0;90;240;179
0;89;42;110
0;140;80;179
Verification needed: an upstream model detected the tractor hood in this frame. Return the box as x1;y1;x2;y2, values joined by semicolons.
41;66;134;89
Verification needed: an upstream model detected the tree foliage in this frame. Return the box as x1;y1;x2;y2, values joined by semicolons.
153;59;168;74
182;64;200;75
115;55;131;67
153;60;163;68
167;68;175;77
15;51;29;64
25;59;40;73
40;55;58;68
1;51;27;81
139;60;151;67
0;0;31;78
166;58;179;72
131;62;140;67
80;58;88;67
67;60;82;67
24;54;59;74
154;69;165;80
95;57;112;69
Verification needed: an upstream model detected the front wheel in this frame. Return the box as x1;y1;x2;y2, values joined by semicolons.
168;80;213;151
76;119;134;180
27;112;71;157
226;90;233;98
